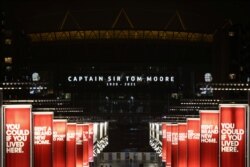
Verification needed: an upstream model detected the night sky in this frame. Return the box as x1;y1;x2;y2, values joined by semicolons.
2;0;250;33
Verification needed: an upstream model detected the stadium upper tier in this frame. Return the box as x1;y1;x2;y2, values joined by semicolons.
4;1;250;42
28;30;213;43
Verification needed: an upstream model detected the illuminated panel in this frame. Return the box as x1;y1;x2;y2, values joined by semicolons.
166;123;172;167
93;123;98;147
187;118;200;167
99;123;103;139
178;123;187;167
104;122;108;137
33;112;53;167
53;120;67;167
76;124;83;167
200;110;219;167
152;123;155;141
82;124;89;167
88;123;94;162
156;123;160;142
0;90;2;167
3;105;32;167
220;104;248;167
162;123;167;162
171;124;178;167
66;123;76;167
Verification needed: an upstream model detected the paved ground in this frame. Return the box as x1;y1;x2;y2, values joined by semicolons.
98;161;161;167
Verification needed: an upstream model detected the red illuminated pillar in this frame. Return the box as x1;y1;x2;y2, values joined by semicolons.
178;123;187;167
187;118;200;167
83;124;89;167
171;124;178;167
53;119;67;167
3;105;32;167
220;104;248;167
76;124;83;167
33;112;53;167
200;110;219;167
162;123;167;162
88;123;94;162
0;89;2;167
66;123;76;167
166;123;172;167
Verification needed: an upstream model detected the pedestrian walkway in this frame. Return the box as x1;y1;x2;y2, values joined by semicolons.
98;160;160;167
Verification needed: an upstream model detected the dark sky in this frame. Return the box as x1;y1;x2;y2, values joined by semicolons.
2;0;250;33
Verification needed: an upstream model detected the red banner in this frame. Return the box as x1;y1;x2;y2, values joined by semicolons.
3;105;32;167
171;124;178;167
220;104;248;167
200;110;219;167
178;123;187;167
53;120;67;167
162;123;167;162
66;123;76;167
166;123;172;167
76;124;83;167
88;123;94;162
187;118;200;167
33;112;53;167
82;124;89;167
0;90;2;167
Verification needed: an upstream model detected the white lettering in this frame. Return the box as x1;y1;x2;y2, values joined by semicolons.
201;124;218;144
188;130;200;140
171;76;174;82
220;122;245;153
68;75;175;85
6;123;29;154
172;133;178;145
178;133;187;141
34;126;52;145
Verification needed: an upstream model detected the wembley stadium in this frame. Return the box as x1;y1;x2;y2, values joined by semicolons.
1;0;250;167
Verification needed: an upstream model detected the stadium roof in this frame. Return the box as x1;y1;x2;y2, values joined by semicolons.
3;1;250;33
